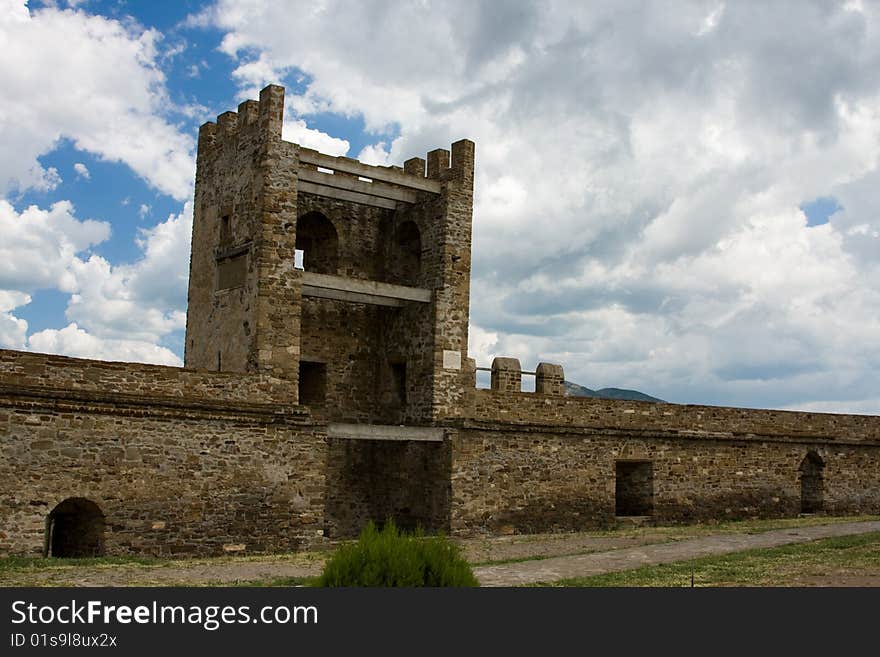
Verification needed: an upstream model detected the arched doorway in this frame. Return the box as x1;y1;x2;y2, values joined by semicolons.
46;498;105;558
799;452;824;514
296;212;338;274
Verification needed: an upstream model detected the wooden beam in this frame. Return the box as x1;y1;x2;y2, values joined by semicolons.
297;180;398;210
298;168;419;204
328;423;445;442
299;149;441;194
300;272;432;306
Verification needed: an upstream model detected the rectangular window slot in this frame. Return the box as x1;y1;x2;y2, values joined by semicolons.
358;176;373;183
317;167;334;175
219;215;231;247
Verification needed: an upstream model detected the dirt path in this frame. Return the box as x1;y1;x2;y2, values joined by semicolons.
4;518;879;587
473;520;880;586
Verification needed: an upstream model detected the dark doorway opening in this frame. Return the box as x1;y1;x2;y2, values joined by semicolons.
299;361;327;406
324;438;451;539
615;461;654;516
46;498;105;558
799;451;825;513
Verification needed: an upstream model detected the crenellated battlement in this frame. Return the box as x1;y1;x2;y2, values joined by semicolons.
296;137;474;193
196;85;285;159
197;84;474;193
403;139;475;183
471;357;566;397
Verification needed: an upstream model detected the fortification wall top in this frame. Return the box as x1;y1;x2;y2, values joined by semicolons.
296;139;474;193
0;350;291;406
469;388;880;444
197;85;285;156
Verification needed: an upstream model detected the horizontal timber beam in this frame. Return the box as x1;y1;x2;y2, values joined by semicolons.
297;180;399;210
328;423;445;442
299;149;441;194
300;272;431;307
298;168;419;204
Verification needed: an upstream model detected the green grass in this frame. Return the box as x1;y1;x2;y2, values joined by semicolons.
0;555;167;572
542;531;880;587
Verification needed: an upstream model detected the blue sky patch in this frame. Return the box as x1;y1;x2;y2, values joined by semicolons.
800;196;842;227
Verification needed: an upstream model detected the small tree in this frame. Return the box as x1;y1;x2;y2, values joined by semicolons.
317;520;478;587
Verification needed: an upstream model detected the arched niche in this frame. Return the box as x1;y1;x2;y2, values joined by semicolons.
799;451;825;514
296;211;339;275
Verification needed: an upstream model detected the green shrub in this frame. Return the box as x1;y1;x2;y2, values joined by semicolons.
317;520;478;587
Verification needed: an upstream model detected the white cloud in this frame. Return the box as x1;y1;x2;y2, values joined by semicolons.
73;162;90;180
0;2;194;199
0;290;29;350
0;199;109;293
697;4;725;36
0;196;190;364
198;1;880;410
356;142;391;166
63;203;192;343
468;324;499;367
28;323;182;366
281;117;349;156
783;398;880;415
139;203;151;218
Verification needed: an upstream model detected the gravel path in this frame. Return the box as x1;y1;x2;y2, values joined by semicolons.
473;520;880;586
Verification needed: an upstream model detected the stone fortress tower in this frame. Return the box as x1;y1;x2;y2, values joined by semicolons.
185;84;476;427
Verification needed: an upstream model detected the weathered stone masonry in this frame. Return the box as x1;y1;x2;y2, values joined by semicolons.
0;351;325;556
1;84;879;557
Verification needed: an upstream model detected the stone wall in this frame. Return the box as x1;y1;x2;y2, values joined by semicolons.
469;389;880;442
449;425;880;535
0;359;326;557
0;349;288;405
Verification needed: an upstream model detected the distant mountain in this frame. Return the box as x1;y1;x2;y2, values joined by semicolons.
564;381;665;403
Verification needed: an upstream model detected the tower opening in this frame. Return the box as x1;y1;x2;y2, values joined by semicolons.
299;360;327;406
296;212;338;274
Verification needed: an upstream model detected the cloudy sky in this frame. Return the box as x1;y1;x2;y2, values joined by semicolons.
2;0;880;413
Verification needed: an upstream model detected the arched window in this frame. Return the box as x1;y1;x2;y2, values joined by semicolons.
799;451;825;514
396;220;421;283
296;212;338;275
46;498;105;558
